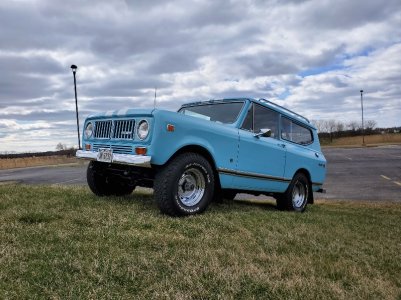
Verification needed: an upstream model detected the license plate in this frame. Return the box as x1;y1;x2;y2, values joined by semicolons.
97;148;113;163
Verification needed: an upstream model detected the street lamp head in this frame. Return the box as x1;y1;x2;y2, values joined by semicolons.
360;90;363;93
71;65;78;73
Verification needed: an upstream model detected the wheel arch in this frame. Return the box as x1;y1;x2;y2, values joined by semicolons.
294;168;314;204
166;145;221;190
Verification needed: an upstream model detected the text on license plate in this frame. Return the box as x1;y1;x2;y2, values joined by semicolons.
97;148;113;163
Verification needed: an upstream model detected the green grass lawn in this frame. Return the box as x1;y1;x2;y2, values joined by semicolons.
1;185;400;299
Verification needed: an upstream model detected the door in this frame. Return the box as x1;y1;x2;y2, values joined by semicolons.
233;103;288;192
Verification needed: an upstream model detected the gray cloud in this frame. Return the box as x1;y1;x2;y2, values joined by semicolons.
0;0;400;152
299;0;401;30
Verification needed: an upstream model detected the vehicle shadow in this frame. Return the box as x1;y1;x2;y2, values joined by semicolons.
100;190;279;214
213;198;279;212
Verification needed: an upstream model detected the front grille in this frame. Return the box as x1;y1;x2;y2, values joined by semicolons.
92;144;132;154
113;120;135;139
94;120;112;139
93;119;135;140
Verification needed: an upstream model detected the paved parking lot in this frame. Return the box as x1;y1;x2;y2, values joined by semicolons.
318;145;400;201
0;145;400;201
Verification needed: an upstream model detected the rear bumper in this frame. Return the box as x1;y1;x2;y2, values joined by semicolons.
76;150;151;168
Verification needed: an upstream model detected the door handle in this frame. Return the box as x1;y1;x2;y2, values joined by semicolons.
278;143;286;148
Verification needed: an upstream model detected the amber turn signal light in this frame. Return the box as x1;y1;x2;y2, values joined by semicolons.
85;144;91;151
167;124;175;132
135;147;147;155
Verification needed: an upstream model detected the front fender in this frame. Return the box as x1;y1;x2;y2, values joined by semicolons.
148;110;239;172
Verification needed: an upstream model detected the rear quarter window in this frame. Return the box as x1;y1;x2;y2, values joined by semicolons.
281;117;313;145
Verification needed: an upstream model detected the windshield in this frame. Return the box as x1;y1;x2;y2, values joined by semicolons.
178;101;244;124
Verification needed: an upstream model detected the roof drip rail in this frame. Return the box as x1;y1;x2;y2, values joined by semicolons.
258;98;310;123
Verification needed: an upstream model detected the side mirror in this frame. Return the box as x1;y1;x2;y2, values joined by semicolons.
254;128;272;138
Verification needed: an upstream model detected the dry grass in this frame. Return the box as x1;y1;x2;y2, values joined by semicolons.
323;133;401;147
0;156;78;170
0;184;400;299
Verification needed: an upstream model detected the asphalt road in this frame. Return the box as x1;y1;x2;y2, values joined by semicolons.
1;145;400;201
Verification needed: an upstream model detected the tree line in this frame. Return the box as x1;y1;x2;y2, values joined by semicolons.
311;119;401;142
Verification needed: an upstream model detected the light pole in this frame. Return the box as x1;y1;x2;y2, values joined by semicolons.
360;89;365;145
71;65;81;150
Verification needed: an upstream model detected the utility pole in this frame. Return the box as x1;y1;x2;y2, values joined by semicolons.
360;90;365;146
71;65;81;150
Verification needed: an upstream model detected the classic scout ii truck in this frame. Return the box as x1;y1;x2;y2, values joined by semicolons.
76;98;326;216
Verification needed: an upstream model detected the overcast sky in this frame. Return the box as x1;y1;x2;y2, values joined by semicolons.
1;0;400;152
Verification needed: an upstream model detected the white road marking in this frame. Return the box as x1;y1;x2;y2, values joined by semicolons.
381;175;391;180
393;181;401;187
345;156;353;160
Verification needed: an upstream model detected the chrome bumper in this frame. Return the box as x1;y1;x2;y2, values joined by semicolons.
76;150;151;168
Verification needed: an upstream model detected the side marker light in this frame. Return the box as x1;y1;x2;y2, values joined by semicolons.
135;147;147;155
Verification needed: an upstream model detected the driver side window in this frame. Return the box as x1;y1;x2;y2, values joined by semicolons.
240;103;279;138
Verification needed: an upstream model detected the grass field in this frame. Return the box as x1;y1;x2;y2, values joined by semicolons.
1;185;400;299
322;133;401;147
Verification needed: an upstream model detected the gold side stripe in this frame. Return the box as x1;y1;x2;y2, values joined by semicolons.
218;168;324;186
217;168;291;183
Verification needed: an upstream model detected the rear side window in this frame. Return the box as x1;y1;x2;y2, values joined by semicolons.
281;117;313;145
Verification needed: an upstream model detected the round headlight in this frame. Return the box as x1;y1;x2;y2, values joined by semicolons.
137;120;149;140
85;122;93;138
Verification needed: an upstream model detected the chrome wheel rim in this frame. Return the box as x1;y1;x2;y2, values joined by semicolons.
177;168;205;206
292;181;307;208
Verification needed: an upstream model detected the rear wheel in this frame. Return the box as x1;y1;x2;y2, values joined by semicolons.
276;173;309;212
154;153;214;216
87;161;135;196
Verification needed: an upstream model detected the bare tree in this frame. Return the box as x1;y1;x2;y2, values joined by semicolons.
56;143;67;151
326;120;337;142
347;121;360;131
335;121;345;133
365;120;377;131
311;119;326;133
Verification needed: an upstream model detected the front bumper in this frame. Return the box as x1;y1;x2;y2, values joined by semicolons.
76;150;151;168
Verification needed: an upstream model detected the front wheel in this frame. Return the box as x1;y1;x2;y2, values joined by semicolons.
276;173;309;212
154;153;215;216
87;161;135;196
222;190;237;200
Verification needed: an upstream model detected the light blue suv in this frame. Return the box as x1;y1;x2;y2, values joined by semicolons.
77;98;326;216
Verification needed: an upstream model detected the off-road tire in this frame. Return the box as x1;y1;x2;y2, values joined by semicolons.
276;173;309;212
87;161;134;196
111;183;135;196
222;190;237;200
154;153;215;216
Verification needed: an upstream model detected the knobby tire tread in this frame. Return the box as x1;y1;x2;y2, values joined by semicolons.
154;152;214;216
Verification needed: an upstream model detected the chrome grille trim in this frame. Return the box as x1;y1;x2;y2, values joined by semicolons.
114;120;135;139
93;119;135;140
94;120;112;139
92;144;132;154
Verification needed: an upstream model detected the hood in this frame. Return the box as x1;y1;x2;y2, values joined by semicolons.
86;108;156;120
